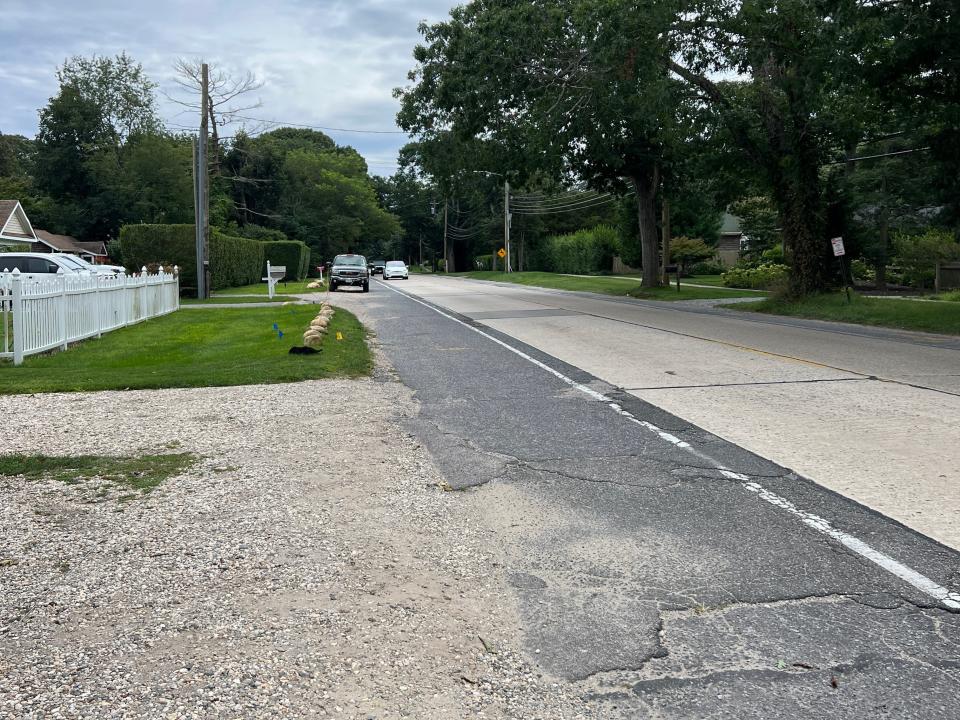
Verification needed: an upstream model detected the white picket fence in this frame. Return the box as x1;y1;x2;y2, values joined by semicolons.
0;267;180;365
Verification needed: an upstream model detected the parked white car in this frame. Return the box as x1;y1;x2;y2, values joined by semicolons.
52;254;121;276
0;252;97;276
382;261;409;280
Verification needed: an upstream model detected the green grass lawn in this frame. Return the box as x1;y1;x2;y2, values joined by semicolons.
215;280;320;296
0;305;371;394
729;292;960;335
456;271;765;301
181;295;299;304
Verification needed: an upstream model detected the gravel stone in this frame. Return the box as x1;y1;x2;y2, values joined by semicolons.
1;364;593;719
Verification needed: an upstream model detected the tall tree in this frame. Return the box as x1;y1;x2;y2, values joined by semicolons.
668;1;879;294
397;0;685;287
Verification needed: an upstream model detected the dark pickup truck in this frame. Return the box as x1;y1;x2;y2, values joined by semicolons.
370;259;386;275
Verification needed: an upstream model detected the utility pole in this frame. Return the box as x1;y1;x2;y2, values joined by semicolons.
419;231;423;267
192;137;203;298
443;201;449;273
504;180;512;273
200;63;211;298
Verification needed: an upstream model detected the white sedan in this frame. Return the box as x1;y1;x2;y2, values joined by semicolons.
382;261;409;280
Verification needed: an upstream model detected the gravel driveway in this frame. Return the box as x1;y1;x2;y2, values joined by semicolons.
1;364;591;718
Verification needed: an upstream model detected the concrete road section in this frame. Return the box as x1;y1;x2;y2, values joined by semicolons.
377;275;960;551
328;281;960;718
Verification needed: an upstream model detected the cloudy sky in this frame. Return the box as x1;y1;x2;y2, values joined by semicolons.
0;0;459;176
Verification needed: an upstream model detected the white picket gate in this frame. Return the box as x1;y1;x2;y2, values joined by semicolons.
0;267;180;365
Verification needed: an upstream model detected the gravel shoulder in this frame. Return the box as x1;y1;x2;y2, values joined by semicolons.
0;337;590;718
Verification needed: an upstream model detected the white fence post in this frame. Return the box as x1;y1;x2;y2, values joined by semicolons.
58;268;68;351
95;273;103;339
11;269;23;366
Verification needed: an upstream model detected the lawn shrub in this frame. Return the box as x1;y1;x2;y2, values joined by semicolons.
670;237;715;275
262;240;311;280
722;262;790;289
120;224;267;292
691;260;725;275
893;228;960;290
534;225;620;274
474;254;493;270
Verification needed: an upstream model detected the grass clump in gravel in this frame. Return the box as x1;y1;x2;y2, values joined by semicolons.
0;453;197;495
0;306;372;394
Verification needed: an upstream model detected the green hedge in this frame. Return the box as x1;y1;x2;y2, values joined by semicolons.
531;225;620;274
119;224;266;292
262;240;310;280
119;224;195;283
209;230;264;289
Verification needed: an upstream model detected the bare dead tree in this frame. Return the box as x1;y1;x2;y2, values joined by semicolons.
167;58;264;175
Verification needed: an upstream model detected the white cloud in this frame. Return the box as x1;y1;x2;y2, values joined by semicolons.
0;0;456;174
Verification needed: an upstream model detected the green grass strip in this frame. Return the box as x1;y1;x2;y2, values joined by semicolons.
727;292;960;335
0;306;372;394
457;271;764;301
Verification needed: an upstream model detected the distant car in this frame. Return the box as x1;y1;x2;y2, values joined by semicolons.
0;252;97;276
329;254;370;293
371;259;387;275
382;261;409;280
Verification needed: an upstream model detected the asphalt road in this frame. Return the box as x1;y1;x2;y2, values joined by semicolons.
332;277;960;718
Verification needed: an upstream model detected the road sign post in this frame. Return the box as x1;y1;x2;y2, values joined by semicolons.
831;237;852;304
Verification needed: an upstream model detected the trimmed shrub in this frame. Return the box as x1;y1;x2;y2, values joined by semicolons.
119;224;265;292
722;263;790;289
535;225;620;274
690;260;725;275
262;240;310;280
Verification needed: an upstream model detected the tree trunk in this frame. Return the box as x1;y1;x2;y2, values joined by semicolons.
661;198;671;284
772;128;830;296
631;166;661;288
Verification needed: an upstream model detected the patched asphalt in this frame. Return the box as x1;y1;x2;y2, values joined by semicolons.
360;281;960;718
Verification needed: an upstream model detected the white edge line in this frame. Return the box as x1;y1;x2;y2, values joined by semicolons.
376;280;960;611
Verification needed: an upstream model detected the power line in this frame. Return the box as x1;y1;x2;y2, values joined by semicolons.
229;114;409;135
510;193;612;210
823;146;931;166
511;194;624;215
510;188;599;202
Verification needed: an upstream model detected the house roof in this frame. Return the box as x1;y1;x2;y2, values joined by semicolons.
34;229;102;255
0;199;37;242
73;240;108;256
720;212;743;236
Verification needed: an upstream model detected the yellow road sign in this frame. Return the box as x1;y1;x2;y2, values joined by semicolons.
497;248;506;259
